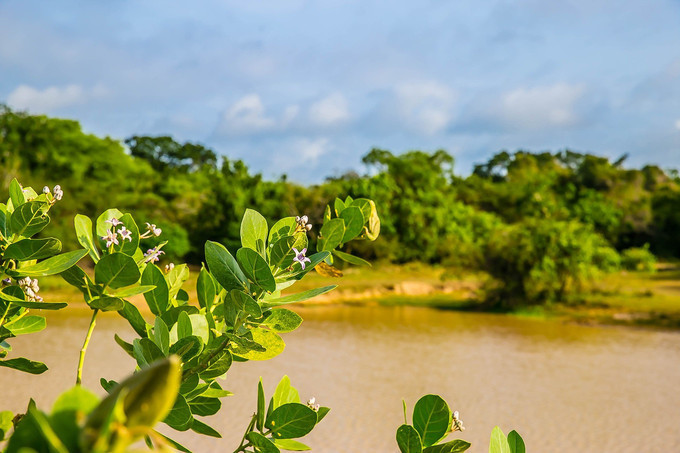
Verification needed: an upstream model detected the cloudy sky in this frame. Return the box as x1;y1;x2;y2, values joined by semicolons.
1;0;679;182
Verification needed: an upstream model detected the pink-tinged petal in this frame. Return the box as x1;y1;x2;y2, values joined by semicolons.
303;257;311;263
292;247;299;255
301;248;307;254
300;261;306;270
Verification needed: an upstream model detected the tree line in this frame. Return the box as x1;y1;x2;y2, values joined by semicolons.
2;105;677;306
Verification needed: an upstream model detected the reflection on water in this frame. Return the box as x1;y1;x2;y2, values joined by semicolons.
1;305;679;452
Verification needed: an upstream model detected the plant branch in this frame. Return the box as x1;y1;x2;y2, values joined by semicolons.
76;308;99;385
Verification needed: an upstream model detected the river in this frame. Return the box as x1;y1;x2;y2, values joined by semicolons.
1;305;679;452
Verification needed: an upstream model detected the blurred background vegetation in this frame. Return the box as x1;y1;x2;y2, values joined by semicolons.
3;104;675;309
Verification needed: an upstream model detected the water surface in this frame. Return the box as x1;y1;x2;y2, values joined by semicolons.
1;305;678;452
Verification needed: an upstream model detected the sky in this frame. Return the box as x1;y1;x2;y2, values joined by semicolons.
1;0;679;183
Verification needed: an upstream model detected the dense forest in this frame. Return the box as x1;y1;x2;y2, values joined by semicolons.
2;104;679;305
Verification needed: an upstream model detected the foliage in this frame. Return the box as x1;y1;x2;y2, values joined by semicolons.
484;219;617;307
620;245;657;272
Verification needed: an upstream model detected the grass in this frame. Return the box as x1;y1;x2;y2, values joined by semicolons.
35;261;680;329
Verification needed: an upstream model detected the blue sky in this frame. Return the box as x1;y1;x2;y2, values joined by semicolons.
1;0;679;182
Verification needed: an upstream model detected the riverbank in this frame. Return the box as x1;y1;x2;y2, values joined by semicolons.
36;262;680;329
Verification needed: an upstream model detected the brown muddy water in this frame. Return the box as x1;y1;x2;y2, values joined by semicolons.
1;305;679;452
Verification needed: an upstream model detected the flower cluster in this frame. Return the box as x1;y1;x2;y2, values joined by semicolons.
42;185;63;202
306;397;320;412
452;411;465;432
295;215;313;232
18;277;42;302
101;218;133;248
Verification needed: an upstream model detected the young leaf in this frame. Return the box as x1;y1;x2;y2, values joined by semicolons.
196;267;216;310
413;395;451;447
190;419;222;438
74;214;100;262
118;300;149;338
257;378;266;431
88;296;125;312
332;249;371;267
273;438;311;451
154;318;170;355
334;197;346;216
8;178;26;208
0;357;48;374
489;427;511;453
271;376;300;411
268;217;298;245
246;432;280;453
5;315;46;336
397;424;423;453
233;328;285;361
241;209;268;256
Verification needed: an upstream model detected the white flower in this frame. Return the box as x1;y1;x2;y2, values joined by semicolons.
144;248;165;263
106;218;122;227
292;248;312;270
102;229;119;248
42;186;50;194
452;411;465;431
145;222;162;237
165;263;175;273
118;226;133;242
18;277;42;302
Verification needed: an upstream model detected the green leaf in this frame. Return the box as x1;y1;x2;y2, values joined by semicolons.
507;431;525;453
154;318;170;355
318;218;345;251
262;285;336;308
0;207;9;239
177;311;193;339
270;234;308;271
0;410;13;442
13;249;87;277
196;267;216;310
200;382;233;398
273;439;311;451
257;378;266;431
188;397;221;416
9;201;49;237
52;386;100;414
188;314;209;344
232;289;262;318
88;296;125;311
334;197;346;216
163;395;193;431
340;206;364;242
316;406;330;423
234;328;285;361
118;300;149;338
6;315;46;336
9;178;26;208
94;252;141;289
190;418;221;438
263;309;303;333
268;217;298;246
247;432;280;453
141;264;169;315
422;440;471;453
114;285;155;298
60;265;99;301
0;357;47;374
332;249;371;267
205;241;249;292
413;395;451;447
241;208;268;256
114;334;135;357
271;375;300;411
266;403;317;439
165;263;189;301
489;427;511;453
5;238;61;261
397;424;423;453
351;198;380;240
169;336;203;363
199;351;232;380
74;214;100;262
237;247;276;293
133;338;164;367
6;300;67;310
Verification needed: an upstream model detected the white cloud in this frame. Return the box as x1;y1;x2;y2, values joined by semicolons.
675;119;680;130
497;83;585;129
309;93;350;126
219;94;275;135
7;84;92;112
297;137;329;162
393;81;457;135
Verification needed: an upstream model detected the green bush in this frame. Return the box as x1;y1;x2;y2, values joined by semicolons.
621;245;656;272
